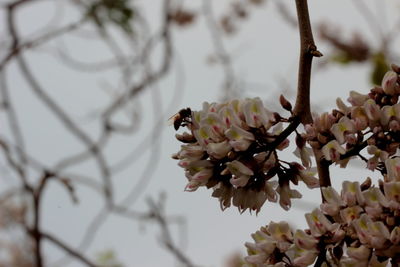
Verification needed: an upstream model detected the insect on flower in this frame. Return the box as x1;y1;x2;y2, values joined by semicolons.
168;108;192;130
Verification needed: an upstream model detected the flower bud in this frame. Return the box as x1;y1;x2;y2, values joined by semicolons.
279;94;292;111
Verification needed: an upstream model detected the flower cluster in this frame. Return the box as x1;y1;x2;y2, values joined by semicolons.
171;97;318;213
305;65;400;170
244;178;400;266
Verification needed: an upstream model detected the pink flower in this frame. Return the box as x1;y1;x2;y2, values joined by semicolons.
298;168;319;189
330;116;356;144
243;97;272;129
383;182;400;209
363;99;381;122
218;105;241;128
341;181;365;206
293;146;313;168
381;104;400;126
385;157;400;181
382;70;399;95
390;226;400;245
347;245;370;261
225;125;255;151
277;184;301;211
336;97;350;114
305;209;334;237
206;140;231;159
268;221;292;240
321;140;346;161
320;186;344;216
292;246;318;267
227;160;254;187
350;106;369;131
340;206;363;224
348;90;368;106
294;230;318;250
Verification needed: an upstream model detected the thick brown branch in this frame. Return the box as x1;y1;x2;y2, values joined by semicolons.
293;0;322;125
293;0;330;190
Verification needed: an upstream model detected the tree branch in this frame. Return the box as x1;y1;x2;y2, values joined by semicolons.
293;0;330;190
293;0;322;125
41;231;98;267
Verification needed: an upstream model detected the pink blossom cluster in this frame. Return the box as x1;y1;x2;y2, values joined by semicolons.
171;97;318;213
244;179;400;266
305;65;400;170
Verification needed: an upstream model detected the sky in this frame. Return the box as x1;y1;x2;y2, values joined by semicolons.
1;0;399;266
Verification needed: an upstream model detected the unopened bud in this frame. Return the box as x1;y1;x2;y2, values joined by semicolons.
279;95;292;111
175;132;196;143
382;71;399;95
360;177;371;191
391;63;400;74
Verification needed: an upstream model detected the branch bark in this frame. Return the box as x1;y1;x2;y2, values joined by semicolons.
293;0;331;190
293;0;322;125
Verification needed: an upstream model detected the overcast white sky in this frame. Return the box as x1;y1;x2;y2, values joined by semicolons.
1;0;399;266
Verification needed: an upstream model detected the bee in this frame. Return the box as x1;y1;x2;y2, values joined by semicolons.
168;108;192;130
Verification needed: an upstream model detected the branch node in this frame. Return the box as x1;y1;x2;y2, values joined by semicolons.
307;44;323;57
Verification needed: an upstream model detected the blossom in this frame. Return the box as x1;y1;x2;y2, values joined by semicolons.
225;124;255;151
293;230;318;250
385;157;400;181
350;106;368;130
321;140;346;161
293;146;313;168
381;70;399;95
305;209;334;237
330;116;356;144
243;97;272;128
320;186;344;216
367;145;388;171
381;104;400;126
347;90;368;106
347;245;370;261
340;206;363;224
341;181;364;206
227;160;254;187
298;168;319;189
363;99;381;122
336;97;350;114
206;140;231;159
277;183;301;211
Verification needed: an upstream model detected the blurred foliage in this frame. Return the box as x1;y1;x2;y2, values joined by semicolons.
86;0;134;33
318;23;393;86
169;8;196;27
96;250;124;267
370;52;390;85
220;0;267;35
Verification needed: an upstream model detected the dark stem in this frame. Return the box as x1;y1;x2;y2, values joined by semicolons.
313;148;331;200
293;0;330;190
314;247;330;267
293;0;322;125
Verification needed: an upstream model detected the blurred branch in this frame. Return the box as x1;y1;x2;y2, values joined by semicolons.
147;197;196;267
203;0;238;100
41;231;98;267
